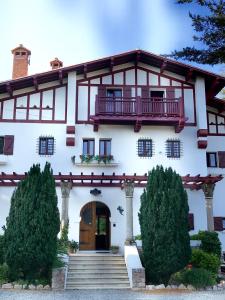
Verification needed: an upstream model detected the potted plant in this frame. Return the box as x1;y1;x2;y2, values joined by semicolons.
68;240;79;254
110;245;119;254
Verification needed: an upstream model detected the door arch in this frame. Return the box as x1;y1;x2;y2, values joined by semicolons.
79;201;111;251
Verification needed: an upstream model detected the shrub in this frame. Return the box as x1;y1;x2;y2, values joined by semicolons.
191;249;220;274
134;234;142;240
191;231;221;257
170;268;216;288
0;235;5;264
0;263;9;284
5;163;60;280
139;166;191;284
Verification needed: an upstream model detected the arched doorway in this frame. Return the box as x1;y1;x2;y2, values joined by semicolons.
79;201;111;251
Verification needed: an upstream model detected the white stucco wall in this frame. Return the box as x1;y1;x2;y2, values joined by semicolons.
1;60;225;251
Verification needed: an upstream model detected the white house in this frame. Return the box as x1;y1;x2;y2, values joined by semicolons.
1;45;225;253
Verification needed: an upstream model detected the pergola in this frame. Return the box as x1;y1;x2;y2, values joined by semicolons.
0;172;222;190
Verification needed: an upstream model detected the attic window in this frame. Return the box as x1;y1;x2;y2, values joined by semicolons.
15;52;20;56
21;52;26;55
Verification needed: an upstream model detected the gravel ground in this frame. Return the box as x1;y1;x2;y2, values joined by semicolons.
0;290;225;300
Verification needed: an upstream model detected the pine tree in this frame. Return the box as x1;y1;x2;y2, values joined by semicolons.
4;163;60;280
168;0;225;65
139;166;191;284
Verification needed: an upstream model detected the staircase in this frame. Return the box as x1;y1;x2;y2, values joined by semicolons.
65;254;130;289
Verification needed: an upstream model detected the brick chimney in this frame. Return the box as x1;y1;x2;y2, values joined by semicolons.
11;44;31;79
50;58;63;70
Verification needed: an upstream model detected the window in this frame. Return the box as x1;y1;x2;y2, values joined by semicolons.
39;137;54;155
107;89;122;98
138;139;153;157
0;135;14;155
99;139;111;156
83;139;95;156
0;137;4;154
150;91;164;99
166;140;181;158
206;152;217;167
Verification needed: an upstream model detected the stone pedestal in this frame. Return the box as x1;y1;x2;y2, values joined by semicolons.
60;182;72;229
202;183;215;232
123;180;135;243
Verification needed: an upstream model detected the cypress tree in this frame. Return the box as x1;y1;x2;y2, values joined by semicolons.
139;166;191;284
5;163;60;280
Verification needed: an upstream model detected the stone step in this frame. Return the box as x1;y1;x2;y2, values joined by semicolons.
67;274;129;280
66;284;130;289
68;266;126;273
67;272;127;279
67;269;128;274
69;260;125;266
66;277;130;283
69;255;124;260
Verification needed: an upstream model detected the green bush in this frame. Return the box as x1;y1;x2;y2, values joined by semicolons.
0;235;5;264
170;268;216;289
139;166;191;284
191;249;220;274
191;231;221;257
0;263;9;284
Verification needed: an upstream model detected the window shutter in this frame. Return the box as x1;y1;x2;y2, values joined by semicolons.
214;217;223;231
167;87;175;100
218;151;225;168
3;135;14;155
141;87;149;99
98;86;106;98
123;87;131;99
188;213;194;231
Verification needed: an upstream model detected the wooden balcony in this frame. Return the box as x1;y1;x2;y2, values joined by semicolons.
90;96;186;132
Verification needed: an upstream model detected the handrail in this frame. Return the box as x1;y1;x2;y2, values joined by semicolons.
95;96;183;117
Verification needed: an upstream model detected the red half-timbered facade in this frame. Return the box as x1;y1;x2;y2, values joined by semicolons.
1;47;225;253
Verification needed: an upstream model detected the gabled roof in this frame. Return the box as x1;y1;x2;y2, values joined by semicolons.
1;49;225;99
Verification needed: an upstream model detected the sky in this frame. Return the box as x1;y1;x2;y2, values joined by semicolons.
0;0;223;81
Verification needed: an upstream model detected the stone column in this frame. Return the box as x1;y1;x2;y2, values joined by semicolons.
202;183;215;232
123;180;135;244
60;181;72;229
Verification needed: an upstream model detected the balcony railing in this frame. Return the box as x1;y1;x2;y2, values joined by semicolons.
92;96;185;132
95;96;184;118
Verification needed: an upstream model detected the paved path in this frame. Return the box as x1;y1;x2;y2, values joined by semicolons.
0;290;225;300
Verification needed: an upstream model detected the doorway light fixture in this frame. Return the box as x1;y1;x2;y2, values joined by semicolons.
90;188;101;196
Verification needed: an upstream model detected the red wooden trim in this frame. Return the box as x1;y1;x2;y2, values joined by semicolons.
75;84;79;124
197;129;208;137
65;84;68;123
13;98;16;120
77;65;194;87
197;140;207;149
193;88;197;126
0;119;66;124
66;137;75;146
88;82;90;120
0;84;67;123
0;83;67;103
66;126;75;134
52;88;56;120
0;173;222;188
39;91;43;120
26;94;30;120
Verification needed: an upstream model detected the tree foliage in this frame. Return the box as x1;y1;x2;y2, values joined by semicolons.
4;163;60;280
139;166;191;284
168;0;225;65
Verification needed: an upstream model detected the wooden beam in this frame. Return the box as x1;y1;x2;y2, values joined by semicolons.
160;60;167;74
6;83;13;97
206;78;220;101
59;70;63;84
185;69;194;81
32;76;38;91
83;64;87;79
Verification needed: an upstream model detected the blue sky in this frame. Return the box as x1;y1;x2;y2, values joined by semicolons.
0;0;223;81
